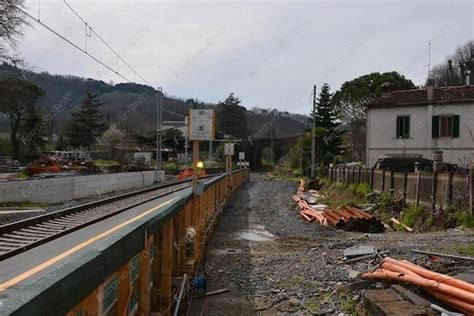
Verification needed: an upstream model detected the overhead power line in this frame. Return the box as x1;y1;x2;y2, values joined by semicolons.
62;0;153;87
14;3;151;87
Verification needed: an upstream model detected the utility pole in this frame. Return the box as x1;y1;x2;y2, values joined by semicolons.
155;87;163;183
184;115;189;166
311;84;317;178
209;140;213;160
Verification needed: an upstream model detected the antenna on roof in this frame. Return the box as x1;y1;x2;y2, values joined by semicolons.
427;42;431;79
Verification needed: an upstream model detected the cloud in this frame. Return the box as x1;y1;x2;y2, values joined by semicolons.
18;0;474;114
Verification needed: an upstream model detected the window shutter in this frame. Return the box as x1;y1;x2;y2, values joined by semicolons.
453;115;460;138
405;117;410;138
432;116;439;138
396;117;401;138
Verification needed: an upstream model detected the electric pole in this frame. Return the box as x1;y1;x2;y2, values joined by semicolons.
154;87;163;183
311;84;317;178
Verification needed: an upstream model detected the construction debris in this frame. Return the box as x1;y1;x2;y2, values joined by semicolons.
361;257;474;315
293;192;385;233
412;249;474;262
390;217;414;232
343;246;376;259
342;251;389;264
205;288;230;297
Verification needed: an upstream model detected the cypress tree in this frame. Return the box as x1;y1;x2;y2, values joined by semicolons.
65;92;105;150
315;83;343;164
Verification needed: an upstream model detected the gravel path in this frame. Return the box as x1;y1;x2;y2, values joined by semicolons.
190;173;474;315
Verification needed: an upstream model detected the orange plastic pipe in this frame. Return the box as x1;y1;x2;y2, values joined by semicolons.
380;262;474;315
362;268;474;304
300;212;314;222
386;257;474;292
425;289;474;315
381;262;418;276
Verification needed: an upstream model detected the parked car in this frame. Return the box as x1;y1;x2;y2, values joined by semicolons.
374;155;459;173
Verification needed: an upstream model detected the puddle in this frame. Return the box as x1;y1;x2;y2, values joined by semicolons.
211;248;242;255
237;229;274;242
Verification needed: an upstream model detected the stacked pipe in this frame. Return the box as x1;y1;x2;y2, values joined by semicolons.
362;257;474;315
292;194;327;225
293;194;384;233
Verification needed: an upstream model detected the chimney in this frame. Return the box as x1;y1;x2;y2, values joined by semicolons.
381;82;392;98
426;78;435;101
465;70;471;86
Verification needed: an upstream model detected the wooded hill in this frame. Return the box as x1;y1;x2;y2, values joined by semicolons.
0;63;309;139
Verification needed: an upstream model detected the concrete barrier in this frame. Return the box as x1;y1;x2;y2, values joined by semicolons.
0;171;164;204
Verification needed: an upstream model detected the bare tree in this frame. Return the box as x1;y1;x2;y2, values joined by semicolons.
0;0;27;61
431;40;474;86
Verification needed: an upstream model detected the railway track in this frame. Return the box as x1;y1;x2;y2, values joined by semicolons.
0;177;202;261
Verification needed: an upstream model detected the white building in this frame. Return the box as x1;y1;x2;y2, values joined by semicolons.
366;85;474;168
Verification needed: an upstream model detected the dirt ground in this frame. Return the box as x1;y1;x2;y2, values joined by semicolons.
189;173;474;315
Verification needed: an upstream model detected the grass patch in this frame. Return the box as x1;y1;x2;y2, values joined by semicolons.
456;211;474;229
452;243;474;256
338;292;364;315
319;181;368;208
16;169;31;179
0;201;50;208
93;159;120;167
401;205;425;228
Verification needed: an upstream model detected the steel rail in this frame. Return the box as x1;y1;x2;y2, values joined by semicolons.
0;175;215;261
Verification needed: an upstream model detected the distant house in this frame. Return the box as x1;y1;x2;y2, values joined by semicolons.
366;84;474;168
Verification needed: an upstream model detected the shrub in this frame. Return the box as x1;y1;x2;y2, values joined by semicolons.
457;211;474;229
401;205;425;227
356;183;371;195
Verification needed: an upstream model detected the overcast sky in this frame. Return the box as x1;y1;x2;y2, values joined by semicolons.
18;0;474;114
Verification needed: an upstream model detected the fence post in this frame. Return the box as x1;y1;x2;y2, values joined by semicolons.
402;172;408;206
415;171;421;206
470;165;474;216
447;171;453;207
390;170;395;194
370;168;375;190
432;172;438;213
381;169;386;192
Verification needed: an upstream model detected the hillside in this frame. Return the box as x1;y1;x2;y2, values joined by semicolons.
0;63;309;138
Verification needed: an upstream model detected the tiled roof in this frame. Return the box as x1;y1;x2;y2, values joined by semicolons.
367;85;474;108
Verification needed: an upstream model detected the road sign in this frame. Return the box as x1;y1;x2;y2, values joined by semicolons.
224;143;235;156
188;109;215;141
238;152;245;160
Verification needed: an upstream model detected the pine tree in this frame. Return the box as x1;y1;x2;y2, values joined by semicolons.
65;92;105;150
315;83;343;164
216;93;248;140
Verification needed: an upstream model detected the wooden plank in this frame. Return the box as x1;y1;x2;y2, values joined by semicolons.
117;264;130;316
151;230;162;313
160;220;173;316
139;239;152;316
82;288;99;316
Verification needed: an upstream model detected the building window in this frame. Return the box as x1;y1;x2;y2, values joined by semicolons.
440;116;453;137
396;116;410;139
432;115;460;138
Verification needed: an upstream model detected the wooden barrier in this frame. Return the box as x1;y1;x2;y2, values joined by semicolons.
328;166;473;213
65;169;249;316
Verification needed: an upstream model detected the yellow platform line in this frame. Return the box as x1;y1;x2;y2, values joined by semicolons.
0;198;176;292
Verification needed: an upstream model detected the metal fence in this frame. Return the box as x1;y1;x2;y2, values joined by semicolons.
328;166;473;213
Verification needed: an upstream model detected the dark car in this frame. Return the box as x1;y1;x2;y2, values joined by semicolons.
374;156;459;173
